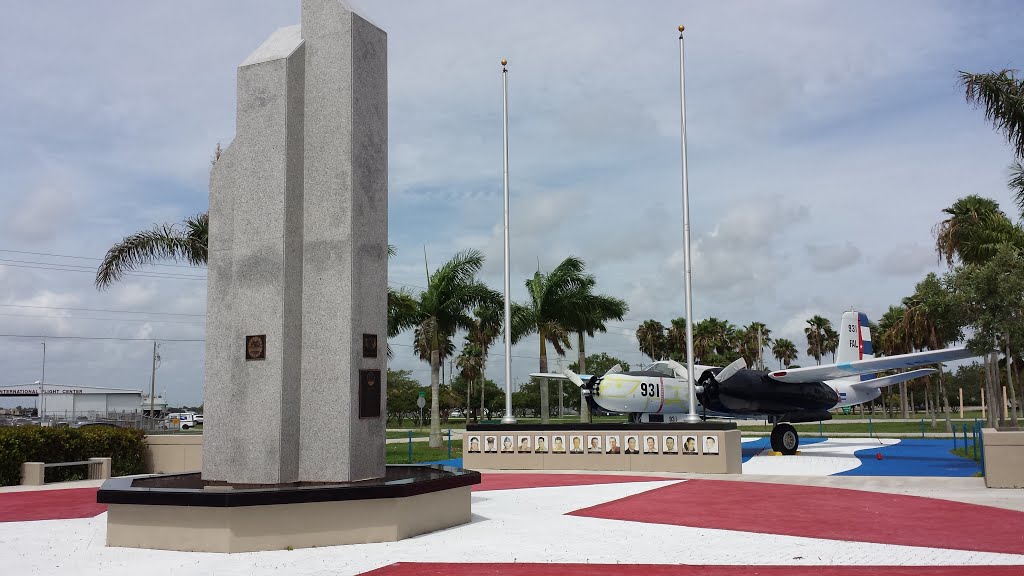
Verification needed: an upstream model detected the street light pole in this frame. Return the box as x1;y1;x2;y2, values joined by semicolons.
501;58;517;424
40;342;46;419
678;25;701;423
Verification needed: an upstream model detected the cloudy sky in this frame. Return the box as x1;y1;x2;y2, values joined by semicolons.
1;1;1022;406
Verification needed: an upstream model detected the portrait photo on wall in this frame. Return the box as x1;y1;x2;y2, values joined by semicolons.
501;435;515;453
468;436;481;453
551;435;566;454
624;435;640;454
587;435;604;454
569;435;585;454
681;435;697;455
517;435;532;453
605;435;622;454
534;435;549;453
484;435;498;453
643;435;659;454
662;435;678;454
702;435;720;455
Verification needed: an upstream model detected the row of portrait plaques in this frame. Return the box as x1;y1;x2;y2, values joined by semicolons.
466;434;719;455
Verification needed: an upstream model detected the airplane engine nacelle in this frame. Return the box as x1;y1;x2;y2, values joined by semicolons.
697;369;838;416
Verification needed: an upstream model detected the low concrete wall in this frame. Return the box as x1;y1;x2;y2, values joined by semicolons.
464;428;742;474
106;485;472;552
146;435;203;474
982;428;1024;488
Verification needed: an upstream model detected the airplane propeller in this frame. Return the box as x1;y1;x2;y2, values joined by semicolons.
664;360;704;394
716;357;747;383
561;364;623;396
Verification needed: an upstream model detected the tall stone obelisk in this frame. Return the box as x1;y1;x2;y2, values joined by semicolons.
202;0;387;486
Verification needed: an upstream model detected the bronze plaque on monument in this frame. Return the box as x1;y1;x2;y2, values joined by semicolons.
245;335;266;361
359;369;381;418
362;333;378;358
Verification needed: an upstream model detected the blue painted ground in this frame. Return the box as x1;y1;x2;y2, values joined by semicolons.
837;438;981;477
422;458;462;467
424;438;980;477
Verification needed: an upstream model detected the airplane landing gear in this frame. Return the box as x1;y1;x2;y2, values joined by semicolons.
770;423;799;455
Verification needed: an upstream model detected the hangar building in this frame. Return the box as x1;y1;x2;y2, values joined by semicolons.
0;383;143;417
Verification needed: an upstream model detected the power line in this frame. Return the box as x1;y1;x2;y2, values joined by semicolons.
0;312;203;325
0;260;206;281
0;249;204;270
0;334;203;342
0;304;205;317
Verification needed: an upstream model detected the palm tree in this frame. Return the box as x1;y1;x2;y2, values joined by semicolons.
877;305;912;417
455;339;485;422
771;338;798;369
804;315;831;365
666;318;688;362
636;320;667;362
897;273;965;429
933;195;1021;266
739;322;772;370
571;289;628;422
511;256;593;424
95;212;209;289
463;303;503;421
824;325;840;363
408;250;501;446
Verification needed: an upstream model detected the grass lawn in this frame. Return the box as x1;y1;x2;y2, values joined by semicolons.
739;421;975;435
386;430;429;439
386;439;462;464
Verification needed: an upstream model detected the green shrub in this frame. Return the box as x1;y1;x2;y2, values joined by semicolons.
0;426;147;486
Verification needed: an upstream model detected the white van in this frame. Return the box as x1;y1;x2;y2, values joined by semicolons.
166;412;197;430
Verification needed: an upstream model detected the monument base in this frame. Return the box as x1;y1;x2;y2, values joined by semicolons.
97;465;479;553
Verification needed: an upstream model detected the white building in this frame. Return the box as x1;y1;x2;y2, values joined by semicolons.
0;383;142;417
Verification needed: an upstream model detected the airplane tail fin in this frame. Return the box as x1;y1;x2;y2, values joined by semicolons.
837;310;874;368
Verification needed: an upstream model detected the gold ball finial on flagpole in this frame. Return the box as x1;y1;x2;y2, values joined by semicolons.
678;25;685;32
501;59;507;66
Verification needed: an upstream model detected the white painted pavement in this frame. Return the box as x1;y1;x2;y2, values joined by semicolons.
742;437;900;476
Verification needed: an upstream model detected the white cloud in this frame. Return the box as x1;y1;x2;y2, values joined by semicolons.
806;242;862;272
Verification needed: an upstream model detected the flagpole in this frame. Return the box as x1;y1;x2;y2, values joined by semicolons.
678;25;700;423
501;58;517;424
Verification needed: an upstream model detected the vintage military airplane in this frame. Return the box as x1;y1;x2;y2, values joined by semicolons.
531;311;977;454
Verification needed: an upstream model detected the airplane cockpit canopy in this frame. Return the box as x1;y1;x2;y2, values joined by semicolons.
645;361;677;377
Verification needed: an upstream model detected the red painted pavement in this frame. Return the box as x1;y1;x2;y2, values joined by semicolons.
570;479;1024;555
473;473;674;492
358;563;1024;576
0;488;105;522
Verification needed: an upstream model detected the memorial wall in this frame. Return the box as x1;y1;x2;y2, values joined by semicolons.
463;423;741;474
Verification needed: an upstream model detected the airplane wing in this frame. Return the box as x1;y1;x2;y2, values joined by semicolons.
850;368;936;390
529;372;593;381
767;347;978;384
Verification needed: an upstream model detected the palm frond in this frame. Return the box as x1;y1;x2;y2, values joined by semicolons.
95;213;208;289
960;70;1024;158
1010;161;1024;219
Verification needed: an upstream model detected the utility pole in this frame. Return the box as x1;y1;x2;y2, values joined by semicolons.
149;342;161;425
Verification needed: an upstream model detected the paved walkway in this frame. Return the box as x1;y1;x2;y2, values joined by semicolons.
2;473;1022;574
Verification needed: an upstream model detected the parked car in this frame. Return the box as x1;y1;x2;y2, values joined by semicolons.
194;414;204;425
72;421;119;429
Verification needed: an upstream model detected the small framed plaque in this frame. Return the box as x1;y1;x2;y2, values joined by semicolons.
359;369;382;418
362;333;378;358
245;335;266;361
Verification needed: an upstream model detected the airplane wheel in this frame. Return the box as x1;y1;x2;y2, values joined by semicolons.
770;423;799;455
